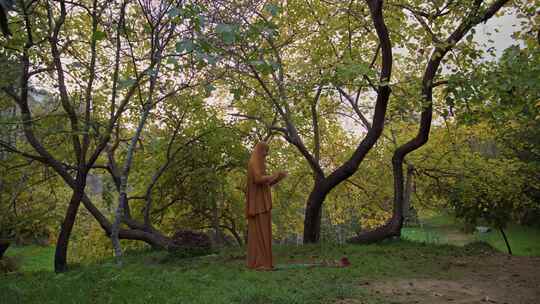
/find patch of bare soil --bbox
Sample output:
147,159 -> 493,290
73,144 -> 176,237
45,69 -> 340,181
365,254 -> 540,304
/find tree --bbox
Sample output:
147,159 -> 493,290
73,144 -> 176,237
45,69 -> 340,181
209,0 -> 393,243
0,0 -> 211,271
350,0 -> 510,243
449,156 -> 527,255
447,44 -> 540,223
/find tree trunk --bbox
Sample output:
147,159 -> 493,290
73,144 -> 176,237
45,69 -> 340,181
54,189 -> 83,273
403,165 -> 412,217
0,240 -> 10,259
228,227 -> 243,246
303,186 -> 325,243
499,227 -> 512,255
348,0 -> 509,244
300,0 -> 393,244
78,190 -> 174,250
211,201 -> 225,246
403,164 -> 415,225
111,192 -> 127,263
347,215 -> 402,244
348,156 -> 405,244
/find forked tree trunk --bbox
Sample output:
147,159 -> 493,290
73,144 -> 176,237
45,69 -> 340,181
348,0 -> 509,245
347,153 -> 407,243
302,0 -> 393,244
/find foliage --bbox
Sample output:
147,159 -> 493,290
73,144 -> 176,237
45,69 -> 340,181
168,230 -> 213,258
442,44 -> 540,227
0,153 -> 64,244
448,157 -> 528,229
0,256 -> 19,274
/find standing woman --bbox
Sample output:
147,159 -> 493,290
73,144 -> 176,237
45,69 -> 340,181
246,141 -> 287,270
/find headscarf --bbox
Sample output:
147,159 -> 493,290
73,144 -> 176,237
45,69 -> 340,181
246,141 -> 272,217
249,141 -> 269,175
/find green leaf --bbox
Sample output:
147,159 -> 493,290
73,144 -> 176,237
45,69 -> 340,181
144,68 -> 157,77
230,88 -> 241,100
222,32 -> 236,44
176,40 -> 195,53
206,54 -> 218,65
215,23 -> 237,44
93,30 -> 106,41
249,60 -> 273,75
205,84 -> 216,94
264,3 -> 281,16
215,23 -> 233,34
168,7 -> 181,18
167,57 -> 179,65
117,77 -> 136,89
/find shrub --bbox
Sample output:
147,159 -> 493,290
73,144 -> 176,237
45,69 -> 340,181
0,256 -> 19,274
168,230 -> 213,258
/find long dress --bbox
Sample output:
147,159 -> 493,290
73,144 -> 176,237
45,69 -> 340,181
245,143 -> 275,269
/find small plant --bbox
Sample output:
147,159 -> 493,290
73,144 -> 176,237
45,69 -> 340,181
0,256 -> 19,273
168,230 -> 213,258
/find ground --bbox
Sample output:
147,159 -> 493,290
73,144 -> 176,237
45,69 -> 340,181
1,217 -> 539,304
365,252 -> 540,304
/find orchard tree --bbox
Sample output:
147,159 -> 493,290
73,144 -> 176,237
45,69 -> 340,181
207,0 -> 393,243
449,156 -> 527,255
350,0 -> 511,243
0,0 -> 214,271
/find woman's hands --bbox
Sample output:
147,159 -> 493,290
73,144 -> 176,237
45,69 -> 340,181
270,171 -> 288,186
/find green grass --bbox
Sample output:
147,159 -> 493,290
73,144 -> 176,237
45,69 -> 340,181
0,241 -> 491,304
402,214 -> 471,246
2,214 -> 538,303
475,223 -> 540,256
4,245 -> 55,272
401,227 -> 445,244
401,213 -> 540,256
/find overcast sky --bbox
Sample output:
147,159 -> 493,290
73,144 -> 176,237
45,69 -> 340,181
474,11 -> 522,58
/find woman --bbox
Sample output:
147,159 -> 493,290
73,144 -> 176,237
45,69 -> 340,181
245,141 -> 287,270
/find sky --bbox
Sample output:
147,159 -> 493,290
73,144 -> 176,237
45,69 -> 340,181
474,11 -> 523,58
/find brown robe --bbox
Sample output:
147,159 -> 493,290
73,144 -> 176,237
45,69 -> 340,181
245,142 -> 283,270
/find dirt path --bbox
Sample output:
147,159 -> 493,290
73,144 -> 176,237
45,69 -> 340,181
364,253 -> 540,304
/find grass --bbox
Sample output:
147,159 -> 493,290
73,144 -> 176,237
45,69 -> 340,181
1,215 -> 538,303
401,213 -> 540,256
4,245 -> 55,272
475,223 -> 540,256
401,214 -> 470,246
0,241 -> 492,304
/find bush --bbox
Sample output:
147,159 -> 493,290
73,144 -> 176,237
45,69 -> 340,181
0,256 -> 19,273
462,241 -> 496,255
168,230 -> 213,258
